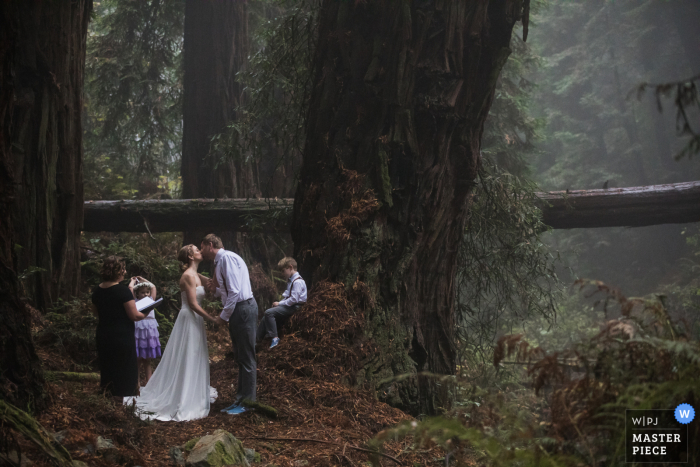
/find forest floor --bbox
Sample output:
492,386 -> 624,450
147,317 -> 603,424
25,320 -> 452,467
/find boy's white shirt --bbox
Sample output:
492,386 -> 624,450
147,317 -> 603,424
278,271 -> 307,307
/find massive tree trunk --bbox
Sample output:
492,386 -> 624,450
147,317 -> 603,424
181,0 -> 256,249
291,0 -> 527,415
0,0 -> 91,411
5,1 -> 90,312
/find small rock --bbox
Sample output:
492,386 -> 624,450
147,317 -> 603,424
82,443 -> 95,455
293,461 -> 309,467
185,429 -> 250,467
95,436 -> 131,465
170,446 -> 186,466
96,436 -> 114,452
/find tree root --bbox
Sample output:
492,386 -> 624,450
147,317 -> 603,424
0,399 -> 73,466
44,371 -> 100,382
240,398 -> 278,419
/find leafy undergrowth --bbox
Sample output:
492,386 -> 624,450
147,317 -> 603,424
21,298 -> 452,467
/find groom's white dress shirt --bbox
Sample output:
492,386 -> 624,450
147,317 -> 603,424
214,249 -> 253,322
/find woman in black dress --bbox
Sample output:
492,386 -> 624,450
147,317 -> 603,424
92,256 -> 147,402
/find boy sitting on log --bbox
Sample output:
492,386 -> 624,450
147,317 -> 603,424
257,257 -> 307,349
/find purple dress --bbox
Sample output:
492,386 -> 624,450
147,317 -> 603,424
135,309 -> 162,359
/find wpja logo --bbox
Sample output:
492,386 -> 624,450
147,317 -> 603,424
625,405 -> 693,463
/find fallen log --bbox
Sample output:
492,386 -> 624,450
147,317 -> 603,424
537,181 -> 700,229
82,182 -> 700,233
83,198 -> 294,234
44,371 -> 101,382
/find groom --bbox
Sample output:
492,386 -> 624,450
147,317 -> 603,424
200,234 -> 258,415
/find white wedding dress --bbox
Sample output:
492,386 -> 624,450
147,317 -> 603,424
124,286 -> 217,421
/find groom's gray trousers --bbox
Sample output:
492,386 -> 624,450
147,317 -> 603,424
228,297 -> 258,402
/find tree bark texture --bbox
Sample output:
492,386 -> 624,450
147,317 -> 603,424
4,0 -> 90,312
290,0 -> 527,415
181,0 -> 254,200
0,0 -> 91,411
81,181 -> 700,233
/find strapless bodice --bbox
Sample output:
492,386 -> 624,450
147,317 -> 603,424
181,286 -> 205,309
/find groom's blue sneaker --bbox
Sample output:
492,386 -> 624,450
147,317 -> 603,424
269,337 -> 280,349
220,402 -> 240,413
226,405 -> 253,415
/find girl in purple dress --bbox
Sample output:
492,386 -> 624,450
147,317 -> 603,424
128,276 -> 162,386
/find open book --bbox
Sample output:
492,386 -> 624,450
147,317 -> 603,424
135,296 -> 163,315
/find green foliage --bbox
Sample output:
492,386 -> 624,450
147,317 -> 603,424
376,283 -> 700,466
213,0 -> 318,196
529,0 -> 698,190
373,416 -> 578,467
457,16 -> 560,365
81,232 -> 185,346
529,0 -> 700,297
37,298 -> 100,371
635,74 -> 700,161
84,0 -> 184,200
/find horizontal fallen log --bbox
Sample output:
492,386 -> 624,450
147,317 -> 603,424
83,198 -> 294,234
45,371 -> 101,382
81,181 -> 700,233
537,181 -> 700,229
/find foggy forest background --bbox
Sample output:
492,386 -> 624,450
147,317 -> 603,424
3,0 -> 700,465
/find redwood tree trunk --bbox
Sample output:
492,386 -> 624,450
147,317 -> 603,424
292,0 -> 526,415
181,0 -> 256,248
0,0 -> 91,411
7,1 -> 90,312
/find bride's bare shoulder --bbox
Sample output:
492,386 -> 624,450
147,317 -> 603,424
179,271 -> 196,289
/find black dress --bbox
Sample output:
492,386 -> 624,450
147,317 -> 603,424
92,284 -> 138,397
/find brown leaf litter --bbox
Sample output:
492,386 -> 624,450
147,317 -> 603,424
17,281 -> 450,466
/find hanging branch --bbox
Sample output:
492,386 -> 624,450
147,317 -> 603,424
634,74 -> 700,160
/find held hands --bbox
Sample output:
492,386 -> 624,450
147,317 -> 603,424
214,316 -> 227,327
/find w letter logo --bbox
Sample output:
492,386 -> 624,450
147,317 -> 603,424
675,404 -> 695,424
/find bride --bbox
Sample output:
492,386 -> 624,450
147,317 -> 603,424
125,245 -> 218,421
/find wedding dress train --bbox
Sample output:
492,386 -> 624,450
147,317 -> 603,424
124,286 -> 217,421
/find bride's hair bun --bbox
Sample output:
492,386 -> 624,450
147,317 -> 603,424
178,244 -> 196,271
